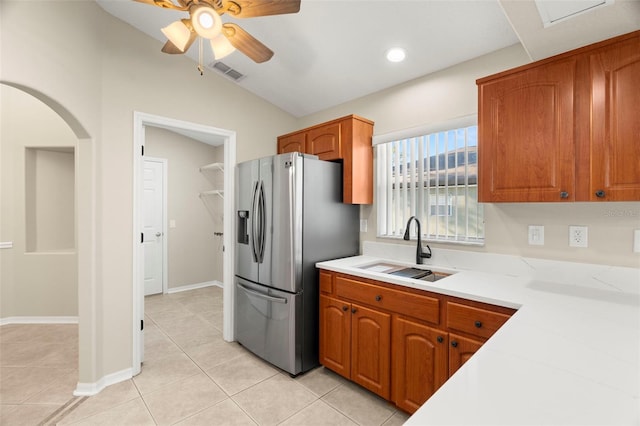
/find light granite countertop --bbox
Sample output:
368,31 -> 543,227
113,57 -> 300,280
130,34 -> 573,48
316,241 -> 640,425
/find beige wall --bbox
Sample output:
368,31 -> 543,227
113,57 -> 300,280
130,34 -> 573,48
0,85 -> 78,318
25,148 -> 75,252
145,127 -> 223,288
300,44 -> 640,268
1,0 -> 296,383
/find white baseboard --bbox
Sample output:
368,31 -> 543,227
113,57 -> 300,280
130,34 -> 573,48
0,316 -> 79,326
73,368 -> 133,396
166,280 -> 222,294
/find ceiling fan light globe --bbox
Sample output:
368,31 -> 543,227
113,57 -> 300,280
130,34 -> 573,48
161,20 -> 192,52
191,6 -> 222,39
210,35 -> 236,60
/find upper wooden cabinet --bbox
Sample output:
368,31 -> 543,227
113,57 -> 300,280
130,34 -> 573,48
277,115 -> 374,204
278,132 -> 306,155
477,30 -> 640,202
587,35 -> 640,201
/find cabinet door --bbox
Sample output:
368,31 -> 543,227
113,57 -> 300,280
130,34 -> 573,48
478,59 -> 577,202
351,303 -> 391,399
277,133 -> 306,154
319,295 -> 351,379
448,333 -> 483,376
307,122 -> 342,160
392,317 -> 448,414
588,35 -> 640,201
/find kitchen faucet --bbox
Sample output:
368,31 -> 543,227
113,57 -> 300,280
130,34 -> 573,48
403,216 -> 432,264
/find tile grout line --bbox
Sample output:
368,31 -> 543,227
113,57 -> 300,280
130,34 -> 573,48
37,395 -> 87,426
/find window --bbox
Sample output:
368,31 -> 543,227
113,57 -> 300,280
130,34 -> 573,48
375,118 -> 484,244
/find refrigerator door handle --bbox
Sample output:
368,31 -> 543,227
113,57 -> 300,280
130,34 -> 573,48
237,283 -> 288,304
257,180 -> 266,263
251,181 -> 260,262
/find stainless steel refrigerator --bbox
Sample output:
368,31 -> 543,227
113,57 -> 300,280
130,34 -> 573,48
234,152 -> 359,375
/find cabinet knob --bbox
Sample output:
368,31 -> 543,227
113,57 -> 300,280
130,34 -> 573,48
451,341 -> 458,348
560,191 -> 569,199
595,190 -> 606,198
437,336 -> 444,343
375,295 -> 382,302
342,305 -> 348,312
351,308 -> 357,314
474,320 -> 483,328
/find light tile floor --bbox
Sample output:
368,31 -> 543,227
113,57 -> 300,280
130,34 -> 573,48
0,286 -> 410,425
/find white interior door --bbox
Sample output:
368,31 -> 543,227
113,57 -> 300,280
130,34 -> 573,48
143,158 -> 166,296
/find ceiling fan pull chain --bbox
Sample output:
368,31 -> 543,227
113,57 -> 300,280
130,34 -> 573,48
197,37 -> 204,75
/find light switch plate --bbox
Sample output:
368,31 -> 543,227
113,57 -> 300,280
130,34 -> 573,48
528,225 -> 544,245
360,219 -> 368,233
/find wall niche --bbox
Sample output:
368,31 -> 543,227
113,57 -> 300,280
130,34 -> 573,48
25,147 -> 75,252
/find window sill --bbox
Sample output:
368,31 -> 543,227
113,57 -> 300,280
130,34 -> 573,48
376,234 -> 485,247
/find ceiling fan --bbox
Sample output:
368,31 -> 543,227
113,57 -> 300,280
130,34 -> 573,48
134,0 -> 301,66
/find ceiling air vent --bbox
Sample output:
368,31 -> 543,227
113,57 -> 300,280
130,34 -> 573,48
209,61 -> 245,82
535,0 -> 614,27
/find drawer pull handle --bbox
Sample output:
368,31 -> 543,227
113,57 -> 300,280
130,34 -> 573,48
342,305 -> 348,312
437,336 -> 444,343
375,295 -> 382,302
595,190 -> 605,198
351,308 -> 357,314
451,341 -> 458,348
474,320 -> 483,328
560,191 -> 569,199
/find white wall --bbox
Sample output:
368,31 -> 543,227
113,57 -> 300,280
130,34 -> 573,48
300,44 -> 640,269
145,127 -> 223,288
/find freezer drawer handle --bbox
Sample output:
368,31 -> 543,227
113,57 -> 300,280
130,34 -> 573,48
237,283 -> 288,304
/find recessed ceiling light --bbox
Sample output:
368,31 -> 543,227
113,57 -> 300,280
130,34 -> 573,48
386,47 -> 406,63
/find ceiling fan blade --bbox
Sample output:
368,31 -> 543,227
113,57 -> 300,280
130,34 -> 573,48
133,0 -> 188,11
222,23 -> 274,63
224,0 -> 300,18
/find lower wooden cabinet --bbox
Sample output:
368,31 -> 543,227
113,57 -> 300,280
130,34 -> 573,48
319,270 -> 516,414
448,333 -> 483,376
392,316 -> 448,413
319,295 -> 351,377
319,295 -> 391,399
351,304 -> 391,399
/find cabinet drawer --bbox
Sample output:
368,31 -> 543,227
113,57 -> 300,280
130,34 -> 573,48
319,270 -> 334,294
446,302 -> 511,339
335,275 -> 439,324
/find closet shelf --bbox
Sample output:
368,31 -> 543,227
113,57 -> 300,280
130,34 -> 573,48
199,190 -> 224,199
199,162 -> 224,172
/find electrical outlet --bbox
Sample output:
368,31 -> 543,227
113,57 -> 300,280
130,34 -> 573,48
569,225 -> 588,248
360,219 -> 368,233
634,229 -> 640,253
528,225 -> 544,246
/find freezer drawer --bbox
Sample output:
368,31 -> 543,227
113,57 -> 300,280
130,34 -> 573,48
234,277 -> 302,375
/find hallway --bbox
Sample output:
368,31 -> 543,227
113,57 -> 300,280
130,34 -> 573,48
1,286 -> 409,425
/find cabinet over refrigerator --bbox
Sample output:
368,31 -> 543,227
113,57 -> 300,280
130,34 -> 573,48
234,152 -> 360,375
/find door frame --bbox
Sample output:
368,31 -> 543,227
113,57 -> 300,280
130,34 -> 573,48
142,156 -> 168,296
132,111 -> 236,376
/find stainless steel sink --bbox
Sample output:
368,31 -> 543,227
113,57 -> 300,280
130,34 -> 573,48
357,262 -> 453,282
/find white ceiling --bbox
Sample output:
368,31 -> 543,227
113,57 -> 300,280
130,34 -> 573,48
96,0 -> 640,118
